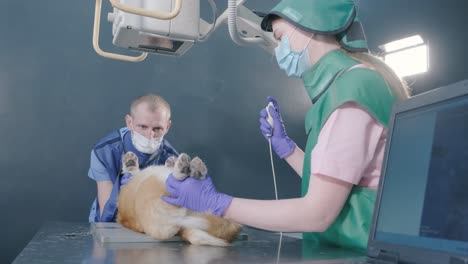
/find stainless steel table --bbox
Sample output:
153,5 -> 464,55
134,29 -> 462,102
13,222 -> 365,264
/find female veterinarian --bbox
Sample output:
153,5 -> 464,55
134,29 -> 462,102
163,0 -> 410,252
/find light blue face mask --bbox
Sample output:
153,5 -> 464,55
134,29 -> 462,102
275,32 -> 313,78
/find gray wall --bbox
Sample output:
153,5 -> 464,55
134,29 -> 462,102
1,1 -> 467,263
357,0 -> 468,94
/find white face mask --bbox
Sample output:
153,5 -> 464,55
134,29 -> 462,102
131,130 -> 163,154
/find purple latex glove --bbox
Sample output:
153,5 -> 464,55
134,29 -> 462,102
162,174 -> 233,216
120,172 -> 132,186
259,96 -> 296,159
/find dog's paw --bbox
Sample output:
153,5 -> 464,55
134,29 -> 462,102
122,151 -> 139,173
173,153 -> 191,180
165,156 -> 177,168
190,157 -> 207,180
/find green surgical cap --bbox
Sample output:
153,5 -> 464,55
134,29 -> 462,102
261,0 -> 369,52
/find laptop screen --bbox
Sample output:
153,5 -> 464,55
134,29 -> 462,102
373,88 -> 468,257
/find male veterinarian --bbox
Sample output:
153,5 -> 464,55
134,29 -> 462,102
88,94 -> 178,222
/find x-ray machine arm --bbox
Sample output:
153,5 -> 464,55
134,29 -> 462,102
93,0 -> 276,62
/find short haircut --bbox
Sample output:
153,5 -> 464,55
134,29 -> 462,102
130,94 -> 171,119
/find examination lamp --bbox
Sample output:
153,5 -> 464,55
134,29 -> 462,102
380,35 -> 429,78
93,0 -> 276,62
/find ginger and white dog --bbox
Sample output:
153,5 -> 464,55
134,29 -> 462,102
117,152 -> 240,246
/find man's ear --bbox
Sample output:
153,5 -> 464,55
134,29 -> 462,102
125,114 -> 132,129
166,119 -> 172,132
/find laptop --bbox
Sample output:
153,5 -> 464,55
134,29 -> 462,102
353,79 -> 468,264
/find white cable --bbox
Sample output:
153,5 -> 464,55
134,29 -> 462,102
227,0 -> 264,45
268,137 -> 283,264
268,137 -> 279,200
276,232 -> 283,264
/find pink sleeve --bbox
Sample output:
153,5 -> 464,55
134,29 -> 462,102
311,102 -> 385,186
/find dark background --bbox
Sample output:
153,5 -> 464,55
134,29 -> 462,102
1,0 -> 467,262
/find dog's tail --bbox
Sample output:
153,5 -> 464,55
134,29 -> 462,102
176,214 -> 239,246
175,216 -> 209,230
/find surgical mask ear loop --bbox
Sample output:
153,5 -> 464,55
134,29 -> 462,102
265,103 -> 283,264
287,26 -> 296,39
289,27 -> 314,53
301,32 -> 314,52
130,121 -> 136,137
